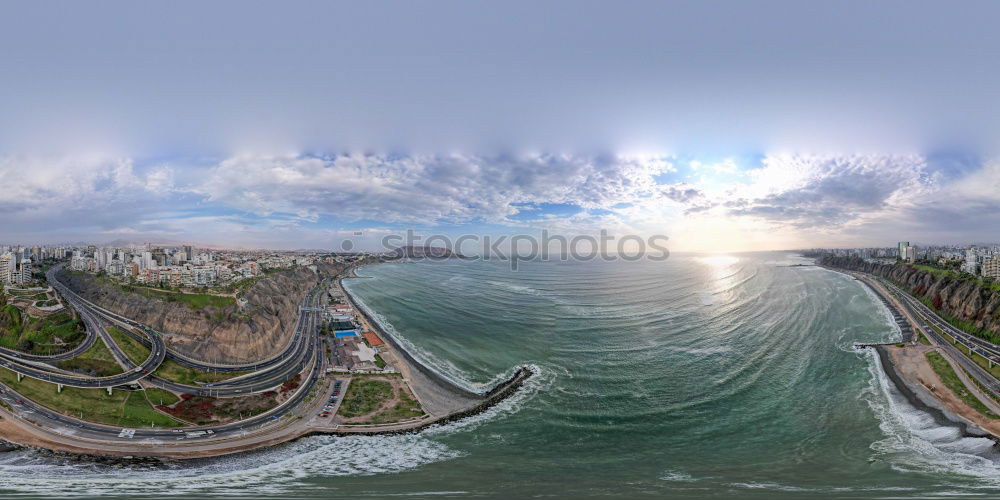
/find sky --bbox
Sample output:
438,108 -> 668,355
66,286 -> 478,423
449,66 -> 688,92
2,1 -> 1000,252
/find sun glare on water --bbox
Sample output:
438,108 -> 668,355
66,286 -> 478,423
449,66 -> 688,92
695,255 -> 739,267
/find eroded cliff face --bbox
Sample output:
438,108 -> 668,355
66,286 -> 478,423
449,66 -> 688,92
820,255 -> 1000,339
57,266 -> 332,363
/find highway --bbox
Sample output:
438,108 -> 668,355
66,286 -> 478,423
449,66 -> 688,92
48,263 -> 328,374
0,264 -> 335,447
0,289 -> 166,389
854,273 -> 1000,397
876,277 -> 1000,364
0,336 -> 325,444
39,264 -> 329,396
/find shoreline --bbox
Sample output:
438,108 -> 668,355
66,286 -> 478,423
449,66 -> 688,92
871,344 -> 994,440
0,262 -> 535,460
341,268 -> 487,402
810,258 -> 1000,441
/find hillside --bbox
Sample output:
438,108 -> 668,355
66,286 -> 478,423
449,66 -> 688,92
818,255 -> 1000,342
56,265 -> 340,363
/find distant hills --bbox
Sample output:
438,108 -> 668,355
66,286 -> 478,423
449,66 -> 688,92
386,245 -> 461,259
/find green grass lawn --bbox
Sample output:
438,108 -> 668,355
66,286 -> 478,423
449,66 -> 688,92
366,386 -> 425,425
103,326 -> 248,385
337,378 -> 394,418
0,367 -> 184,427
106,327 -> 151,365
153,358 -> 250,386
55,337 -> 123,377
143,387 -> 181,406
373,354 -> 386,369
0,307 -> 86,355
920,316 -> 1000,379
925,351 -> 1000,419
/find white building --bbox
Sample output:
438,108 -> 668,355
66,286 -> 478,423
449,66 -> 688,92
963,248 -> 979,274
0,252 -> 16,284
18,258 -> 31,283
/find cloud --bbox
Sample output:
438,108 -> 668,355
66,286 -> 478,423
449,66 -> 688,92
4,150 -> 1000,251
189,154 -> 675,226
687,155 -> 935,228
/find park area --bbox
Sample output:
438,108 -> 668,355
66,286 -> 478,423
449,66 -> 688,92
336,375 -> 424,425
0,366 -> 183,428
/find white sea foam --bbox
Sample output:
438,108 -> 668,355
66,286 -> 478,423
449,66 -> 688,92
861,349 -> 1000,487
659,469 -> 697,482
0,433 -> 462,497
486,280 -> 540,296
0,363 -> 549,497
343,281 -> 483,392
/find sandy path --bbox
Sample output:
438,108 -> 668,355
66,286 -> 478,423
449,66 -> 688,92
889,345 -> 1000,436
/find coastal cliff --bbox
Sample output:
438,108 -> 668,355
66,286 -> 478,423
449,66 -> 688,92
819,255 -> 1000,341
56,266 -> 335,363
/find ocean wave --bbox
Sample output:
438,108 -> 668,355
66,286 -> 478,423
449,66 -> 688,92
344,285 -> 483,391
862,348 -> 1000,487
0,433 -> 463,497
0,363 -> 550,498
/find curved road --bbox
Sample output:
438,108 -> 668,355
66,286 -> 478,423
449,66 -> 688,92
856,272 -> 1000,397
38,264 -> 328,396
0,263 -> 334,446
0,294 -> 165,389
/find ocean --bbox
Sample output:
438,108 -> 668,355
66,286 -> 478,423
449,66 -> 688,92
2,252 -> 1000,498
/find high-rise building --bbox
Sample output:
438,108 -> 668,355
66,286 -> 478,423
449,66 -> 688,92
184,245 -> 193,262
963,247 -> 979,274
983,256 -> 1000,280
904,245 -> 916,263
897,241 -> 909,259
18,258 -> 31,283
152,248 -> 167,267
0,252 -> 16,284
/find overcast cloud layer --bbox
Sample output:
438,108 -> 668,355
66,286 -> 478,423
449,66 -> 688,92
1,1 -> 999,251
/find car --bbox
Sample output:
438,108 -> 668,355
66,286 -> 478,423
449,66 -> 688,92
172,429 -> 184,433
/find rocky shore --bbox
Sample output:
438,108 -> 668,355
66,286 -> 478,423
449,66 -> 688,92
873,344 -> 995,440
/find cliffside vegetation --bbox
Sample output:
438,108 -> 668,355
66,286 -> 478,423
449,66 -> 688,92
58,265 -> 339,363
0,293 -> 85,355
105,327 -> 248,384
819,255 -> 1000,343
